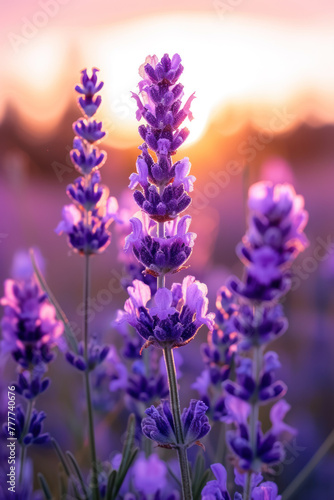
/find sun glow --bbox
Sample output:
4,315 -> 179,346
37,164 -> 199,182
1,13 -> 334,147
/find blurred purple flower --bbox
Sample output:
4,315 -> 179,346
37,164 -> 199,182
1,275 -> 63,368
56,68 -> 118,256
229,181 -> 308,303
132,453 -> 167,495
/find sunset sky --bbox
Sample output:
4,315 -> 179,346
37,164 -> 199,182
1,0 -> 334,148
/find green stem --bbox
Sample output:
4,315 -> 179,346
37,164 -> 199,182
157,193 -> 192,499
164,347 -> 193,500
282,429 -> 334,500
243,473 -> 252,500
19,398 -> 34,485
83,254 -> 100,500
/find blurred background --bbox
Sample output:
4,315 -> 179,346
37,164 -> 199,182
1,0 -> 334,498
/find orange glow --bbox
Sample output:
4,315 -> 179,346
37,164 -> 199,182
1,13 -> 334,146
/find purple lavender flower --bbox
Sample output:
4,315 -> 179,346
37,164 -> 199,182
127,359 -> 169,403
5,405 -> 50,445
75,68 -> 103,117
142,399 -> 210,449
132,453 -> 167,495
124,213 -> 196,276
201,463 -> 231,500
229,182 -> 308,303
225,397 -> 296,471
73,119 -> 106,143
56,68 -> 118,256
1,274 -> 63,369
65,337 -> 109,371
14,368 -> 50,400
116,277 -> 214,350
55,193 -> 118,255
233,304 -> 288,350
70,137 -> 106,175
223,352 -> 287,403
251,482 -> 281,500
130,54 -> 196,222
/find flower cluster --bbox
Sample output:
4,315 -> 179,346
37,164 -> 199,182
1,253 -> 63,373
125,213 -> 196,277
229,182 -> 308,302
55,69 -> 119,255
224,397 -> 296,471
201,463 -> 281,500
142,399 -> 210,450
117,276 -> 214,351
9,405 -> 50,446
66,337 -> 109,372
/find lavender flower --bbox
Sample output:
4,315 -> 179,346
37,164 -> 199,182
142,399 -> 210,449
229,182 -> 308,303
126,53 -> 212,499
233,304 -> 287,350
130,54 -> 196,222
251,482 -> 281,500
1,264 -> 63,370
56,68 -> 118,255
65,337 -> 109,372
132,453 -> 167,495
201,463 -> 231,500
14,368 -> 50,400
127,359 -> 169,403
224,396 -> 296,472
75,68 -> 103,117
223,352 -> 287,403
5,405 -> 50,445
213,181 -> 309,499
125,213 -> 196,276
116,277 -> 214,350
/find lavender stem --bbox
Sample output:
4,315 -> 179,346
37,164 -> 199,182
163,346 -> 193,500
83,253 -> 100,500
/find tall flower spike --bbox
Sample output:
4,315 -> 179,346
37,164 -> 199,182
56,68 -> 118,255
220,181 -> 308,500
56,69 -> 116,500
122,54 -> 213,500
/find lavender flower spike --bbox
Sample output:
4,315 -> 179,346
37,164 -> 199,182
229,181 -> 308,302
130,53 -> 196,222
56,68 -> 118,255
